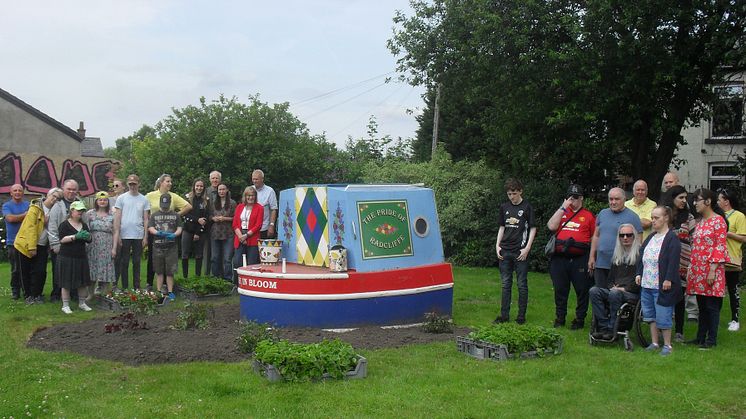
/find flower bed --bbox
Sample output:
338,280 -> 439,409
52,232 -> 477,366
175,276 -> 234,300
457,323 -> 563,361
252,338 -> 366,382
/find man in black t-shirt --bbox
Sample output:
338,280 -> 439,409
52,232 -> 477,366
495,178 -> 536,324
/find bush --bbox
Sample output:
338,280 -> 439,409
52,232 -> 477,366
254,338 -> 358,382
172,302 -> 214,330
421,312 -> 453,334
237,321 -> 276,354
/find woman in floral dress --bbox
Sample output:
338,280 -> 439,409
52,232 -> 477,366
85,191 -> 116,295
687,188 -> 729,349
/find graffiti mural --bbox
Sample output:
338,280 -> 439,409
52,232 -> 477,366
0,152 -> 119,196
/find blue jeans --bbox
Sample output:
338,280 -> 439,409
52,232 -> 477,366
498,250 -> 529,320
211,238 -> 234,280
641,288 -> 674,330
590,286 -> 637,332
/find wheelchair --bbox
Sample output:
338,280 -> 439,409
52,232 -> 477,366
589,298 -> 641,351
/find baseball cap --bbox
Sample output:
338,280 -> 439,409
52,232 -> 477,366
567,184 -> 584,197
70,201 -> 87,211
95,191 -> 109,199
160,193 -> 172,209
126,174 -> 140,185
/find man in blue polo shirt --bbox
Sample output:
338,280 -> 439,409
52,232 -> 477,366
3,184 -> 30,300
589,187 -> 643,290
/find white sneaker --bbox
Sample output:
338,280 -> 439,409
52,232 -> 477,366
61,306 -> 73,314
78,302 -> 93,312
728,320 -> 740,332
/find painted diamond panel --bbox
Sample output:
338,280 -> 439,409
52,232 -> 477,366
295,186 -> 329,266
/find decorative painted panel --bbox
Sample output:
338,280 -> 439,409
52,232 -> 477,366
295,186 -> 329,266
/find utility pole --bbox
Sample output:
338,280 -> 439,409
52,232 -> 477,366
431,83 -> 441,159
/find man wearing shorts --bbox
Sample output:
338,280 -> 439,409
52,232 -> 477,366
147,194 -> 182,300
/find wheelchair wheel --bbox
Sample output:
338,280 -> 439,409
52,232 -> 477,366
634,300 -> 652,348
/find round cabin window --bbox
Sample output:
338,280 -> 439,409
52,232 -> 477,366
414,216 -> 429,237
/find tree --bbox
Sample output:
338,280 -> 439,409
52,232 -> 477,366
389,0 -> 745,199
107,95 -> 350,196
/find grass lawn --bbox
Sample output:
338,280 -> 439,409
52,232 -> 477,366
1,262 -> 744,418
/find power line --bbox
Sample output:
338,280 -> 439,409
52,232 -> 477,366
303,81 -> 389,120
330,83 -> 410,138
292,71 -> 395,107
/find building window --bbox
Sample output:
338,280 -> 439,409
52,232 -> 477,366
712,83 -> 745,139
709,163 -> 743,191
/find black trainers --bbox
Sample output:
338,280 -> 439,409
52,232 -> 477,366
570,319 -> 585,330
493,316 -> 509,324
515,317 -> 526,325
553,318 -> 566,328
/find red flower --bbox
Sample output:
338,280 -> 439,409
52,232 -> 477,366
130,295 -> 137,301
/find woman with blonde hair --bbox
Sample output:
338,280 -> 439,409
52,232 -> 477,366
232,186 -> 264,283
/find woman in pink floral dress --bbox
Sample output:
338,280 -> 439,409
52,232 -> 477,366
686,188 -> 729,349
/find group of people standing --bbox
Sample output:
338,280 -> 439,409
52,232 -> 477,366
494,172 -> 743,353
3,169 -> 278,315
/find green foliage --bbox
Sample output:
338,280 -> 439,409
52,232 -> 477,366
105,95 -> 353,197
108,289 -> 161,316
389,0 -> 745,198
254,338 -> 358,382
421,312 -> 453,334
176,275 -> 233,296
363,147 -> 502,266
237,321 -> 276,354
468,323 -> 563,356
172,302 -> 213,330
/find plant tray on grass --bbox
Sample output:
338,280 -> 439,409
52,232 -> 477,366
95,290 -> 169,314
457,323 -> 564,361
252,355 -> 367,383
175,276 -> 234,300
252,338 -> 367,382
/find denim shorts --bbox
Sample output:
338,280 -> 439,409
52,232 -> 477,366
640,287 -> 673,329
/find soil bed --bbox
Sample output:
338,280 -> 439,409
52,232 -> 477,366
27,303 -> 469,366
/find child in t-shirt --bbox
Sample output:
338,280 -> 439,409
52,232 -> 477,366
147,193 -> 182,300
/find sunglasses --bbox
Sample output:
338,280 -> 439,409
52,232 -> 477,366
568,194 -> 581,200
618,233 -> 634,238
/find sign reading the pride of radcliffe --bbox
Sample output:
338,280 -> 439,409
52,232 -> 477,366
357,200 -> 413,259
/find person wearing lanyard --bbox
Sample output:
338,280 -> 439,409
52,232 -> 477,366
232,186 -> 264,283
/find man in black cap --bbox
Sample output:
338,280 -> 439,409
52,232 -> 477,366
147,193 -> 182,300
546,184 -> 596,329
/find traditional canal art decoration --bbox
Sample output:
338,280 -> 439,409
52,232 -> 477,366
295,186 -> 329,266
237,184 -> 453,328
357,200 -> 413,259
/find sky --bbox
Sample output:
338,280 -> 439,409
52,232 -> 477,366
0,1 -> 424,149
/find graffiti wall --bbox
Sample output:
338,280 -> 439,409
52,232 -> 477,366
0,152 -> 120,196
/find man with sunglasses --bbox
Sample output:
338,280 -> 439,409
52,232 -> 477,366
547,184 -> 596,329
589,188 -> 643,294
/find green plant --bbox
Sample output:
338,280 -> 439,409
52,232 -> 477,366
468,323 -> 563,356
254,338 -> 358,382
176,275 -> 233,296
172,302 -> 213,330
237,321 -> 275,354
108,289 -> 161,315
421,312 -> 453,334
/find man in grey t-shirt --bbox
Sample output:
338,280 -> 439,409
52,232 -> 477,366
113,174 -> 150,290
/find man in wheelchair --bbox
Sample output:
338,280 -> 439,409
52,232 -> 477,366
590,224 -> 641,340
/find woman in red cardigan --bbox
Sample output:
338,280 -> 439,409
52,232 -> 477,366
232,186 -> 264,283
